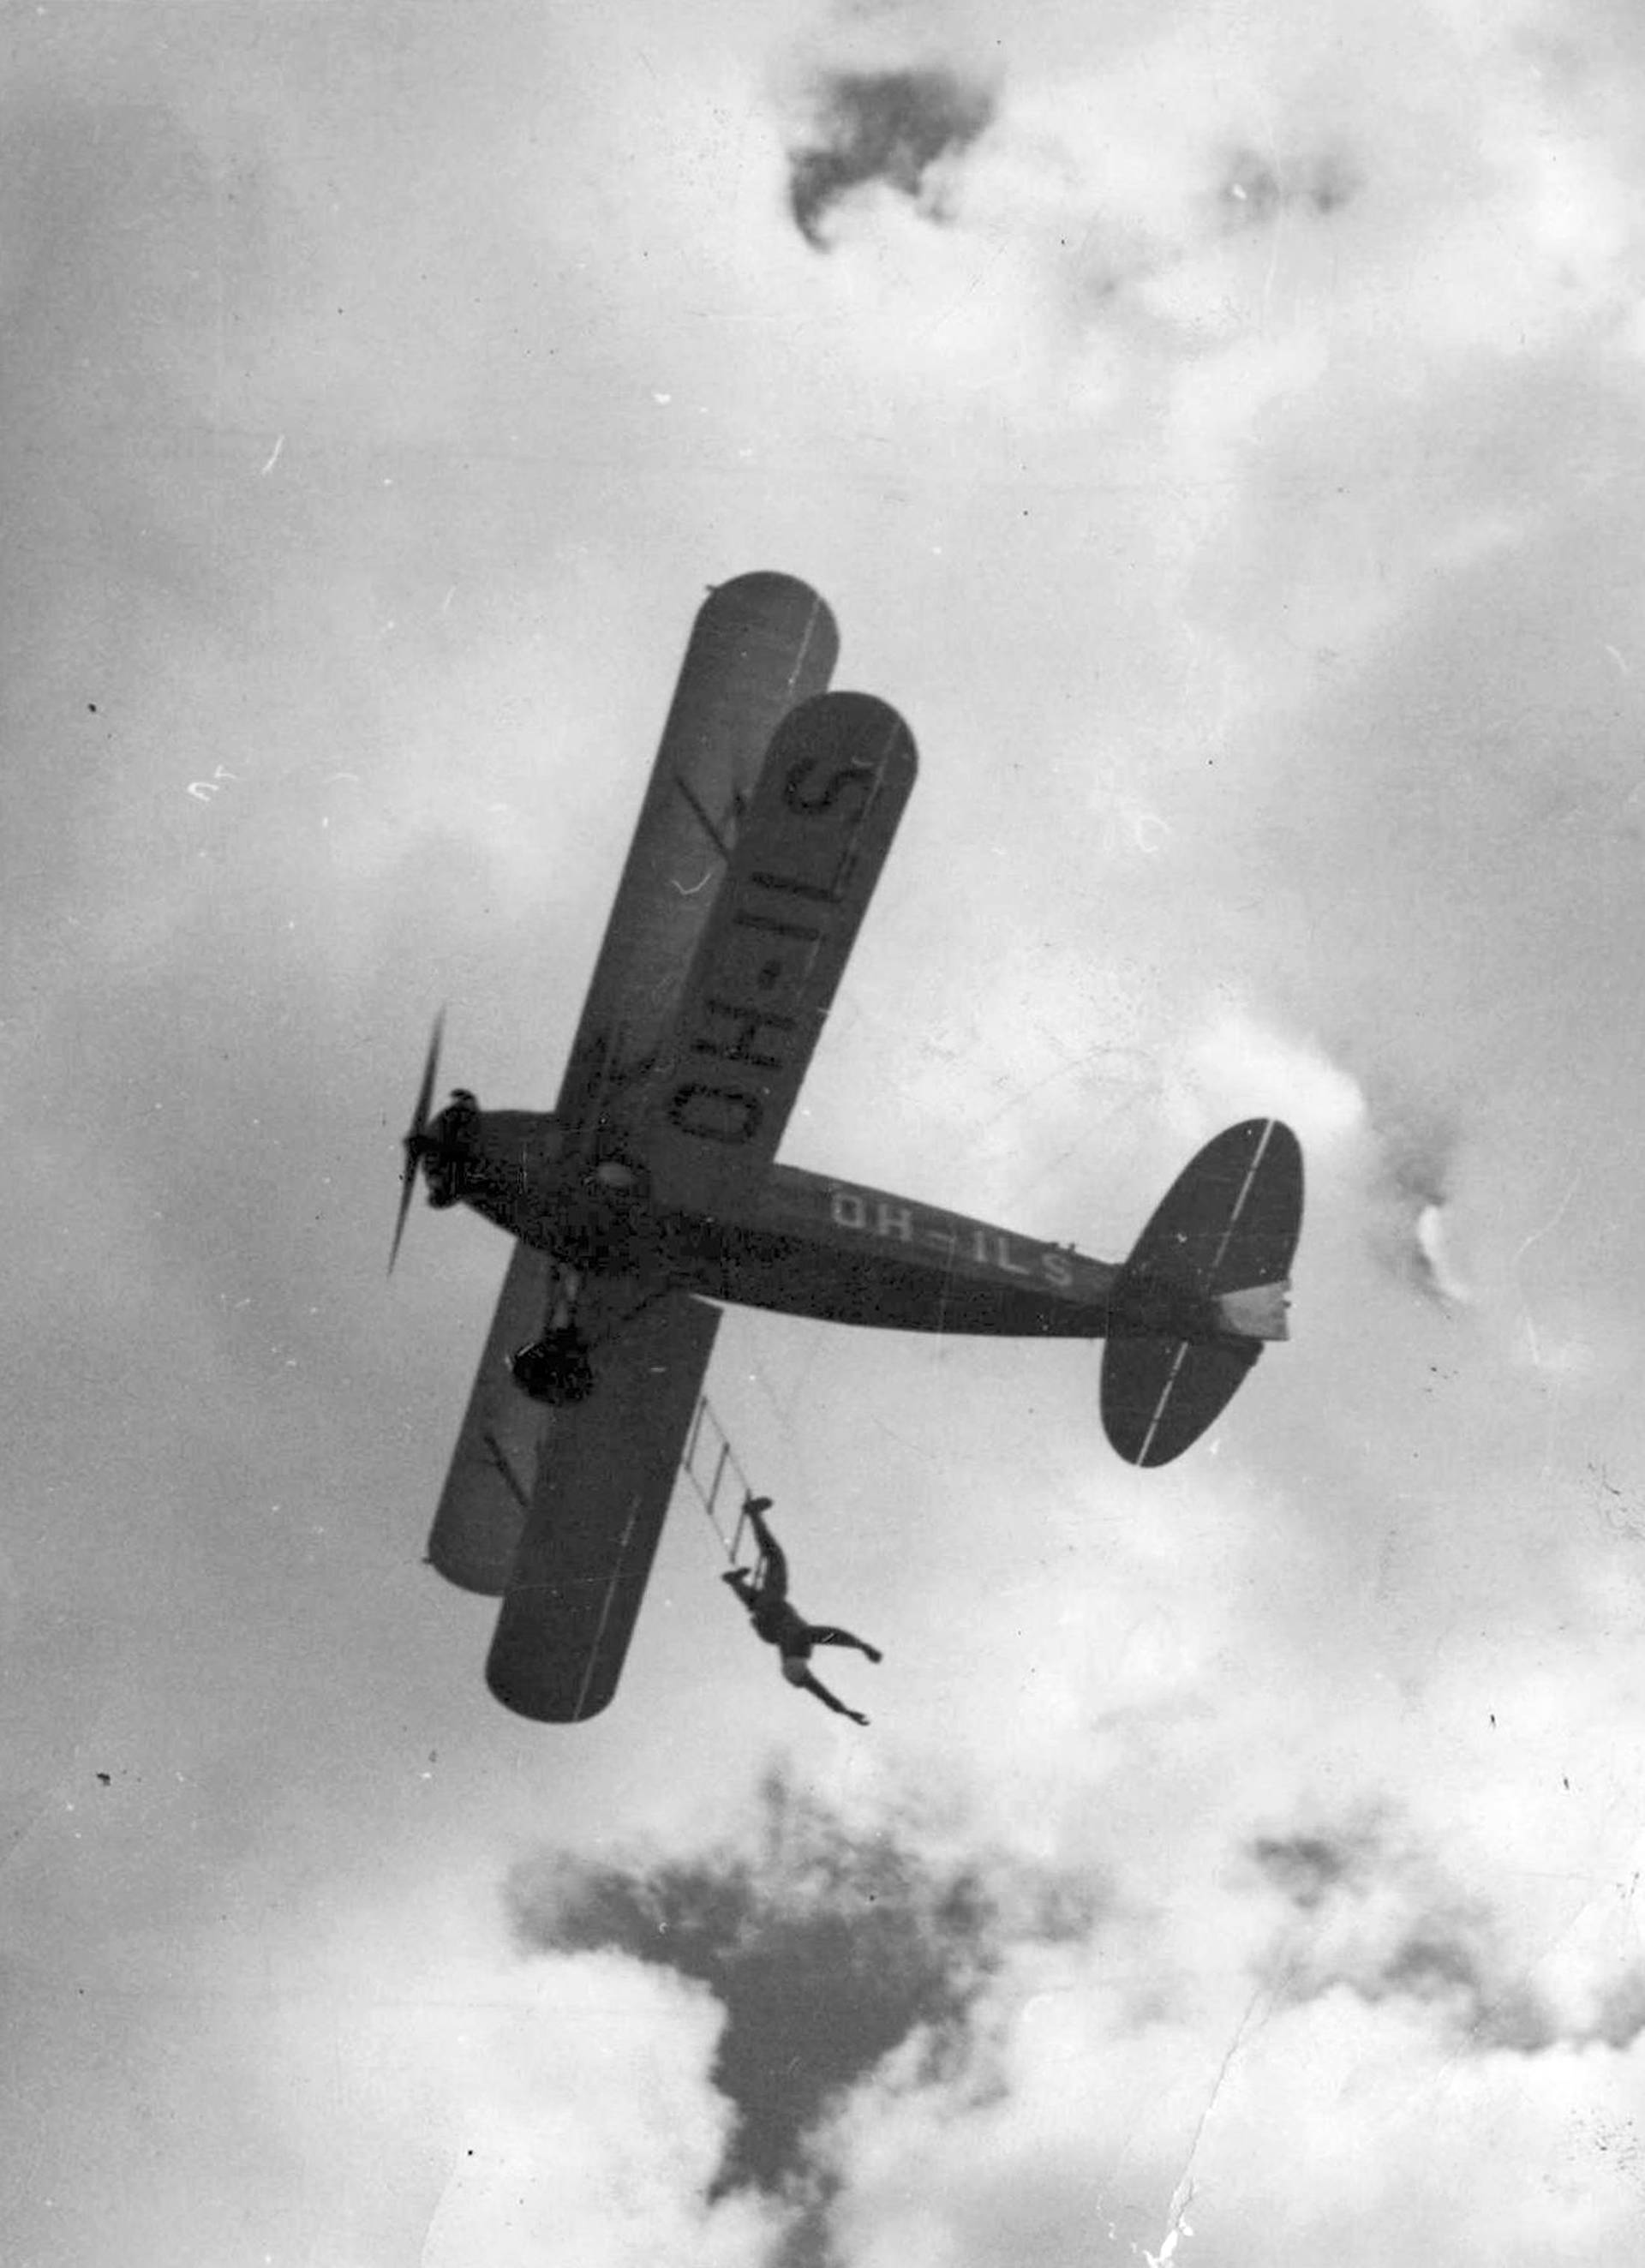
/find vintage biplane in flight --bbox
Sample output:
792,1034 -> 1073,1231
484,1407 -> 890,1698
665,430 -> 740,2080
393,573 -> 1302,1723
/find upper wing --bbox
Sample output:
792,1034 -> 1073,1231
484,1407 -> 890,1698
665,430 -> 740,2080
556,573 -> 838,1158
643,691 -> 918,1218
424,1241 -> 553,1595
485,1288 -> 721,1723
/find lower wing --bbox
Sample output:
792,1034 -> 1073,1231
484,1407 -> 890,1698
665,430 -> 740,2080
485,1288 -> 721,1723
425,1242 -> 554,1595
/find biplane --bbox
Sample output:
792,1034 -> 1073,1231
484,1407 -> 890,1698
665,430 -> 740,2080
393,574 -> 1303,1723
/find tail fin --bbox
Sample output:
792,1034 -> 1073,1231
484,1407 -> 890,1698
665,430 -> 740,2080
1101,1121 -> 1303,1466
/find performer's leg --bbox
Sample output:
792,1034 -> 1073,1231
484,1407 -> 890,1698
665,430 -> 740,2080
784,1659 -> 867,1724
805,1625 -> 882,1663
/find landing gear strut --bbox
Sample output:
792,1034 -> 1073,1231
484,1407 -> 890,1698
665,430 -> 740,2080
508,1325 -> 595,1406
509,1264 -> 594,1406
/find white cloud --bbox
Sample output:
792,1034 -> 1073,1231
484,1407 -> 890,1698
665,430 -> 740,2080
1173,1002 -> 1367,1150
416,1955 -> 759,2268
249,1876 -> 778,2268
1415,1201 -> 1473,1303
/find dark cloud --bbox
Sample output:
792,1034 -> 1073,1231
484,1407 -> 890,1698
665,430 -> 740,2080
1379,1927 -> 1553,2053
506,1769 -> 1100,2200
1250,1830 -> 1365,1911
785,68 -> 996,248
1252,1814 -> 1645,2056
1373,1105 -> 1455,1215
1594,1972 -> 1645,2052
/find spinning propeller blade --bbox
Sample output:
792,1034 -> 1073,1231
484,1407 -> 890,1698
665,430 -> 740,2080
390,1009 -> 445,1273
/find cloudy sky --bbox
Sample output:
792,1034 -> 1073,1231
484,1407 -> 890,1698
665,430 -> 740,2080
6,0 -> 1645,2259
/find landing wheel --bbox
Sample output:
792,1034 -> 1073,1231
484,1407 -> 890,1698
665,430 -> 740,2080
508,1328 -> 595,1406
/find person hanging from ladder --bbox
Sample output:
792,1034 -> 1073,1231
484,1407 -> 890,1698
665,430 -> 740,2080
721,1496 -> 882,1726
716,1497 -> 880,1723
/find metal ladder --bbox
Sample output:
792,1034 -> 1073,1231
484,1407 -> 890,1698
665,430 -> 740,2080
680,1395 -> 763,1571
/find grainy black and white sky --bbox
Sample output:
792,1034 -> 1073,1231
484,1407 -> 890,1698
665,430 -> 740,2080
6,0 -> 1645,2261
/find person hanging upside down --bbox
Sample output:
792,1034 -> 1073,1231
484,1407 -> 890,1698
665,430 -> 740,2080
721,1496 -> 882,1726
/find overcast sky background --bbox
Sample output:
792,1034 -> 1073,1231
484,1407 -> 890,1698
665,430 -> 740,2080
6,0 -> 1645,2260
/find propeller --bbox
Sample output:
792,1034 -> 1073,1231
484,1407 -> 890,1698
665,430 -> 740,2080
390,1009 -> 445,1274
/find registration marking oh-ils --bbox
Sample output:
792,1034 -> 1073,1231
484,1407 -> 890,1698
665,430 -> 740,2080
827,1187 -> 1076,1290
665,729 -> 887,1149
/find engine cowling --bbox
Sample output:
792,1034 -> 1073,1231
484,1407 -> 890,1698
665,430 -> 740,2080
422,1089 -> 481,1208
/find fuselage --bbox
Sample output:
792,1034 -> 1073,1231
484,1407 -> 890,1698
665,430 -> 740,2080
424,1103 -> 1121,1337
675,1161 -> 1117,1334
